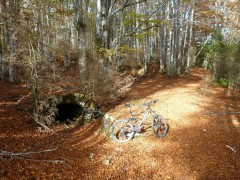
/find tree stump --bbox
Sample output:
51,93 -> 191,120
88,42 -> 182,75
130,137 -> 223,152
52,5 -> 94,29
101,113 -> 115,137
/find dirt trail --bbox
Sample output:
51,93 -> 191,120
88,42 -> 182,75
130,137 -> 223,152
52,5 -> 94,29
0,68 -> 239,179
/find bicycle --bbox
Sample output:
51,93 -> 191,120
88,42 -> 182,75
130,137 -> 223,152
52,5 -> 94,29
110,100 -> 168,143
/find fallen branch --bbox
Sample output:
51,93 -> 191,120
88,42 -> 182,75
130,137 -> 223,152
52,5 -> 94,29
0,147 -> 66,163
203,112 -> 240,116
226,145 -> 237,153
0,147 -> 57,159
16,93 -> 31,105
26,112 -> 51,131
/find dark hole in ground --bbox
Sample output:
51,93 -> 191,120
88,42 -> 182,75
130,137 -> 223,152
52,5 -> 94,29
55,103 -> 82,122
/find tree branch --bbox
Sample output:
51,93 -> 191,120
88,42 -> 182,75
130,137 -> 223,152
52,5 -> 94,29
111,0 -> 146,16
112,0 -> 168,45
196,33 -> 213,58
0,147 -> 66,163
0,147 -> 57,157
125,24 -> 161,37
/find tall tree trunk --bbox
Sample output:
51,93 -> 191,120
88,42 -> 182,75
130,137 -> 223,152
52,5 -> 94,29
160,2 -> 167,73
143,2 -> 148,75
64,1 -> 71,67
75,0 -> 87,84
222,0 -> 228,37
37,4 -> 44,59
159,6 -> 164,72
182,23 -> 189,68
9,0 -> 18,83
0,0 -> 5,80
166,0 -> 172,76
136,2 -> 141,62
96,0 -> 114,49
171,0 -> 176,76
187,0 -> 195,69
177,0 -> 183,75
101,0 -> 111,49
169,0 -> 174,77
96,0 -> 102,43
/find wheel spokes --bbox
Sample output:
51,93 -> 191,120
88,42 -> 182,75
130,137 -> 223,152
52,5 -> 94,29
152,115 -> 168,138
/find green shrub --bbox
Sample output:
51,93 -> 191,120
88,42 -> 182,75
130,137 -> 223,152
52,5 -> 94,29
218,77 -> 228,87
196,30 -> 240,87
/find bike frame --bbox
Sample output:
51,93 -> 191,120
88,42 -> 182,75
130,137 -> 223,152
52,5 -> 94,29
111,100 -> 168,142
127,104 -> 156,127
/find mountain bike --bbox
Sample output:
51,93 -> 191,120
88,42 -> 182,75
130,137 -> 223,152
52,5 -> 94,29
110,100 -> 168,143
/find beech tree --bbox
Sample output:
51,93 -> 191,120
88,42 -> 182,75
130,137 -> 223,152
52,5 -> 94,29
0,0 -> 239,89
74,0 -> 89,84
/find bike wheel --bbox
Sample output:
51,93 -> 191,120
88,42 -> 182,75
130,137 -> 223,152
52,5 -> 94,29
152,115 -> 168,138
110,119 -> 134,143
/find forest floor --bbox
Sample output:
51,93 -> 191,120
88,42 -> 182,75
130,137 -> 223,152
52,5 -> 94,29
0,68 -> 240,179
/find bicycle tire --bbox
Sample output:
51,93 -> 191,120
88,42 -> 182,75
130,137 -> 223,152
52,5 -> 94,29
110,119 -> 134,143
152,114 -> 168,138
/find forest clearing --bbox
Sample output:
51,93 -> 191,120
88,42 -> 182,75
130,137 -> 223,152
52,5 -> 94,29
1,0 -> 240,179
0,68 -> 239,179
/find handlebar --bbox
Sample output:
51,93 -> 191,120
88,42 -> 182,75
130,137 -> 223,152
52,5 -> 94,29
124,99 -> 158,118
142,99 -> 158,107
124,99 -> 158,108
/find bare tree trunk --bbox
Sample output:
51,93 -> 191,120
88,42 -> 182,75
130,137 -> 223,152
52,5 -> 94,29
187,0 -> 195,69
28,41 -> 39,117
103,0 -> 112,49
96,0 -> 102,42
0,0 -> 4,80
160,2 -> 167,73
96,0 -> 111,49
143,2 -> 148,75
177,0 -> 183,75
9,0 -> 19,83
63,1 -> 72,67
159,7 -> 164,72
1,0 -> 8,80
170,0 -> 176,76
182,23 -> 189,68
166,0 -> 172,76
36,4 -> 44,60
222,0 -> 228,37
136,2 -> 141,62
75,0 -> 88,84
9,33 -> 16,83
